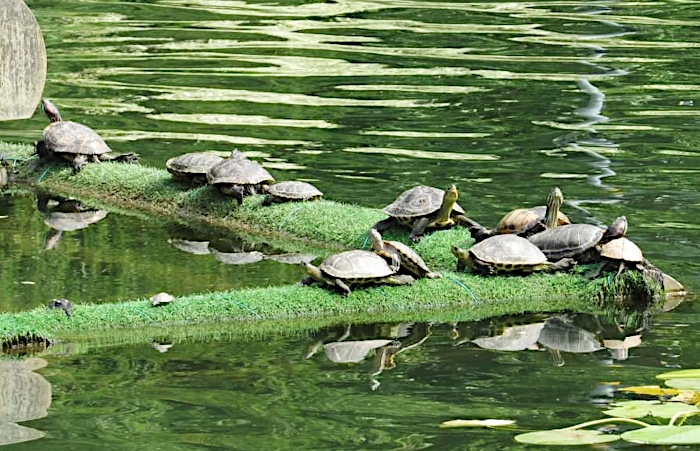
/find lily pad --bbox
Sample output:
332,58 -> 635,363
514,429 -> 620,445
622,426 -> 700,445
657,369 -> 700,380
604,400 -> 698,419
665,378 -> 700,391
618,385 -> 680,397
440,419 -> 515,429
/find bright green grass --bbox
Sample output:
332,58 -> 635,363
0,142 -> 665,348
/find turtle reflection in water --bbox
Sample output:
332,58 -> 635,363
537,316 -> 603,367
37,194 -> 107,250
0,358 -> 51,446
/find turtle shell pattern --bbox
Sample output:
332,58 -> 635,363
599,237 -> 643,263
166,153 -> 223,177
320,250 -> 396,283
383,186 -> 465,219
496,206 -> 571,234
268,181 -> 322,201
206,157 -> 274,186
469,234 -> 548,270
527,224 -> 604,261
43,121 -> 111,155
383,239 -> 432,275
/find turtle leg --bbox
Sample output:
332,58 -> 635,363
299,276 -> 315,286
615,261 -> 626,277
547,257 -> 576,272
334,278 -> 352,296
588,260 -> 610,279
386,274 -> 415,285
453,215 -> 493,243
262,195 -> 272,207
92,155 -> 101,163
73,155 -> 88,172
426,271 -> 442,279
409,217 -> 430,243
371,217 -> 396,233
516,219 -> 547,238
231,186 -> 244,205
456,260 -> 466,272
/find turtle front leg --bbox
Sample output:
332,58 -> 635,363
73,154 -> 88,172
454,215 -> 494,243
334,278 -> 352,296
588,260 -> 611,279
615,260 -> 626,277
516,219 -> 547,238
92,154 -> 101,163
386,274 -> 415,285
231,186 -> 244,205
262,195 -> 273,207
548,257 -> 576,272
409,217 -> 430,243
371,217 -> 395,233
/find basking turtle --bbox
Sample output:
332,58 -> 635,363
166,152 -> 224,186
463,187 -> 569,243
451,234 -> 575,275
35,99 -> 112,171
589,237 -> 644,278
368,229 -> 441,279
372,185 -> 468,242
527,216 -> 628,264
262,181 -> 323,206
206,150 -> 275,204
301,250 -> 414,296
47,299 -> 73,317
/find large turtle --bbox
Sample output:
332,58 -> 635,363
206,150 -> 275,204
368,229 -> 441,279
463,187 -> 570,243
589,237 -> 644,278
35,99 -> 112,171
372,185 -> 469,242
451,234 -> 575,275
262,181 -> 323,206
301,250 -> 414,296
527,216 -> 628,264
166,152 -> 224,185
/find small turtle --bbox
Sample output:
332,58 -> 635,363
463,187 -> 570,243
47,299 -> 73,317
527,216 -> 628,264
150,292 -> 174,307
372,185 -> 469,242
368,229 -> 441,279
206,150 -> 275,204
35,99 -> 112,171
451,234 -> 575,275
262,181 -> 323,206
166,152 -> 224,186
589,237 -> 644,278
301,250 -> 414,296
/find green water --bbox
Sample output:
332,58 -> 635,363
2,0 -> 700,448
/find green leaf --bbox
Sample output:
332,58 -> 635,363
440,419 -> 515,428
603,401 -> 698,419
657,369 -> 700,380
618,385 -> 680,397
665,378 -> 700,391
622,426 -> 700,445
514,429 -> 620,445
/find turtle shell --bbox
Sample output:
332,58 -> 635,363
43,121 -> 111,155
527,224 -> 604,261
383,239 -> 431,275
206,157 -> 274,186
43,210 -> 108,231
268,181 -> 322,200
496,206 -> 571,234
600,238 -> 643,263
166,153 -> 223,176
383,185 -> 465,218
469,234 -> 548,267
320,250 -> 395,280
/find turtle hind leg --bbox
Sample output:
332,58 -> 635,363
261,195 -> 272,207
516,219 -> 546,238
454,215 -> 494,243
409,217 -> 430,243
73,155 -> 88,172
548,257 -> 576,272
371,217 -> 396,233
588,260 -> 611,279
334,278 -> 352,296
231,186 -> 244,205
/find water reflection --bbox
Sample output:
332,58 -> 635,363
37,194 -> 108,250
0,358 -> 50,446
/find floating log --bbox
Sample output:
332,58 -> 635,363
0,0 -> 47,121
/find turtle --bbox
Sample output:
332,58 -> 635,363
462,187 -> 570,243
35,99 -> 112,171
47,299 -> 73,317
301,250 -> 414,296
150,292 -> 174,307
166,152 -> 224,186
372,185 -> 469,242
451,234 -> 576,275
368,229 -> 441,279
262,181 -> 323,206
588,237 -> 644,279
527,216 -> 628,264
206,150 -> 275,204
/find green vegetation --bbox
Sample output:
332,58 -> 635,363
0,142 -> 666,347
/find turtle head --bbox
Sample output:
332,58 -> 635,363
444,184 -> 458,204
603,216 -> 628,242
450,244 -> 468,260
229,149 -> 246,160
303,262 -> 324,283
368,228 -> 384,251
41,99 -> 62,123
544,187 -> 564,229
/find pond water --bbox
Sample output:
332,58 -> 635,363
1,0 -> 700,448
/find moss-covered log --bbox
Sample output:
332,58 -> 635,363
0,142 -> 667,348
